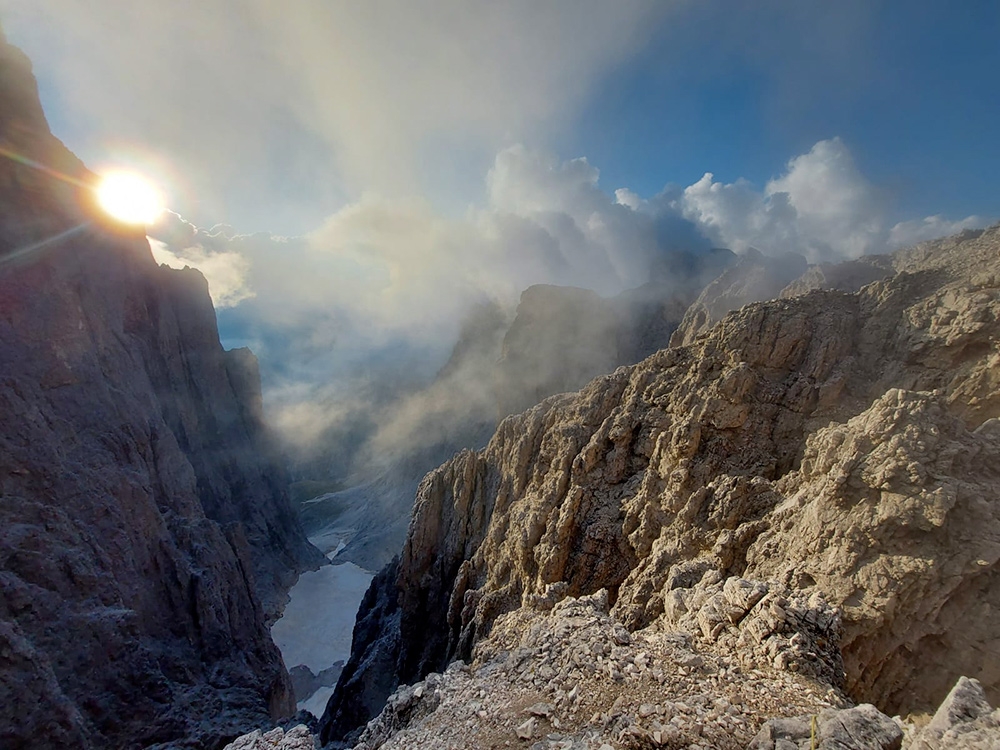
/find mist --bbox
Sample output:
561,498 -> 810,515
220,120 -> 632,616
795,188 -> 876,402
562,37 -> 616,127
143,139 -> 988,488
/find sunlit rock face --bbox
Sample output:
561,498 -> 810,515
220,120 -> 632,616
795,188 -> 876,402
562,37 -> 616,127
0,31 -> 322,749
320,223 -> 1000,744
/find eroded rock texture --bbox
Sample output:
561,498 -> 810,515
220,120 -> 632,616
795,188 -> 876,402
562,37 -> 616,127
321,224 -> 1000,742
0,30 -> 322,749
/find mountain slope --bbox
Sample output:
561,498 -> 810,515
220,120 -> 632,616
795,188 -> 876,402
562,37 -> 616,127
311,253 -> 737,572
320,225 -> 1000,743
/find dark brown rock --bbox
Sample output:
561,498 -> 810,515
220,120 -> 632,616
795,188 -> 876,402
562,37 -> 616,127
0,31 -> 322,749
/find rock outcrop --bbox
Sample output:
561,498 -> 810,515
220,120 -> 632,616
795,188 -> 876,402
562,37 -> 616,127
223,724 -> 315,750
778,255 -> 895,299
309,586 -> 996,749
320,224 -> 1000,743
749,704 -> 903,750
907,676 -> 1000,750
0,31 -> 322,749
347,589 -> 850,750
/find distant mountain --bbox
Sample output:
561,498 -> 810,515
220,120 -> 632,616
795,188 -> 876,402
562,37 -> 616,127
0,30 -> 322,749
300,250 -> 738,572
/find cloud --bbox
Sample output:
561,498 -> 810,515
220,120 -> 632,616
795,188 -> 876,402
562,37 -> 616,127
145,138 -> 989,466
1,0 -> 668,230
143,144 -> 710,458
149,239 -> 253,308
680,138 -> 885,262
888,214 -> 990,248
162,144 -> 708,363
147,213 -> 255,308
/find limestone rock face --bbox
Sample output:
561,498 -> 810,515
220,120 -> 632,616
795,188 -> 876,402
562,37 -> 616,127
0,33 -> 321,749
749,704 -> 903,750
744,389 -> 1000,714
320,224 -> 1000,741
223,724 -> 315,750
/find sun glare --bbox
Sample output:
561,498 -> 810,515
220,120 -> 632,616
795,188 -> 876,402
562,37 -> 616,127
96,171 -> 164,225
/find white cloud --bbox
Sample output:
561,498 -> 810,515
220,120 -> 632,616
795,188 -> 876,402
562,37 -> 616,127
766,138 -> 884,258
142,144 -> 706,452
681,138 -> 885,262
149,137 -> 995,367
144,138 -> 992,456
148,238 -> 254,309
483,145 -> 671,293
888,214 -> 990,248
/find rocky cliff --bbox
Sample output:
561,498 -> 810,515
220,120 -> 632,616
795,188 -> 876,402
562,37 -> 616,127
320,225 -> 1000,744
0,31 -> 322,749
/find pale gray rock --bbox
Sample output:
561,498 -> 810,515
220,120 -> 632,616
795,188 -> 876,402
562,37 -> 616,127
320,223 -> 1000,743
224,724 -> 315,750
340,591 -> 847,750
908,677 -> 1000,750
749,704 -> 902,749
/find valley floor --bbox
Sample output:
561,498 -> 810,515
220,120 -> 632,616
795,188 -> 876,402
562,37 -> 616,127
271,539 -> 374,717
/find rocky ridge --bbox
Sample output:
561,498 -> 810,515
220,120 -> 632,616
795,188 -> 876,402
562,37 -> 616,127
244,586 -> 998,748
0,30 -> 322,749
668,248 -> 808,348
320,224 -> 1000,745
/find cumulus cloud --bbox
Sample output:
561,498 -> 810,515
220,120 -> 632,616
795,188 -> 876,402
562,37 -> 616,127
679,138 -> 994,262
681,138 -> 885,262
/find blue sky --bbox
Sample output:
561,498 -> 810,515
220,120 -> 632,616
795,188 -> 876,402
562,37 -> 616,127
566,0 -> 1000,223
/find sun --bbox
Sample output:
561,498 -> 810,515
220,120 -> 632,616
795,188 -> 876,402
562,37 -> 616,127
96,171 -> 165,225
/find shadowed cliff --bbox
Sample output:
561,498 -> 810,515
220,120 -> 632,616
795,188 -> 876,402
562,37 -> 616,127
0,30 -> 323,749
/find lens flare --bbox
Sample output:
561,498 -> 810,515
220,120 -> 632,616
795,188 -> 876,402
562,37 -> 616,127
96,171 -> 164,225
